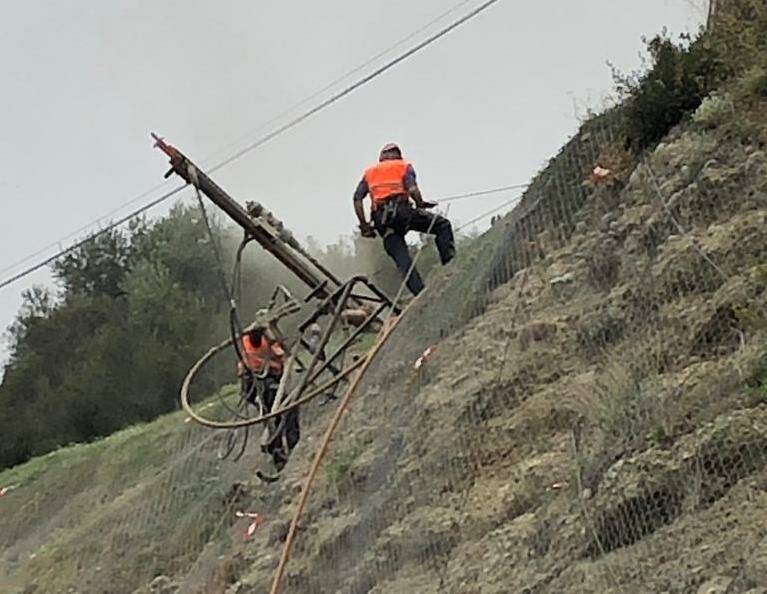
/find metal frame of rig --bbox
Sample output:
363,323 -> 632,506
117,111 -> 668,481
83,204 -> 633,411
153,134 -> 398,462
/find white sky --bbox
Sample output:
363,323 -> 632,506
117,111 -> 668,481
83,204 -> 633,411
0,0 -> 706,369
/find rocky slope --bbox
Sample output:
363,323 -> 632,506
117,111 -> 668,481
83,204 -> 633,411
3,85 -> 767,594
167,100 -> 767,593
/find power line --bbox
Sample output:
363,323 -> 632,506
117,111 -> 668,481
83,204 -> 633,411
201,0 -> 478,168
0,0 -> 502,292
0,178 -> 523,292
456,194 -> 522,231
0,186 -> 186,291
0,177 -> 523,291
434,183 -> 528,203
2,0 -> 486,283
0,179 -> 177,278
206,0 -> 501,174
3,2 -> 477,280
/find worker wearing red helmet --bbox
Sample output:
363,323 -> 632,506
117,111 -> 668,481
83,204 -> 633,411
353,143 -> 455,295
237,326 -> 297,472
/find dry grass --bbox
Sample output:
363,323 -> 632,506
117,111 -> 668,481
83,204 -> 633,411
0,388 -> 250,594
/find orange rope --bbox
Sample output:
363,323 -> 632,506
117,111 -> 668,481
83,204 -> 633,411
268,296 -> 420,594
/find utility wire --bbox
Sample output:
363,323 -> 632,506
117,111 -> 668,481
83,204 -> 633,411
0,0 -> 502,292
201,0 -> 478,168
456,194 -> 522,231
3,0 -> 477,280
0,179 -> 176,278
0,180 -> 522,292
0,186 -> 186,291
206,0 -> 501,174
434,183 -> 528,203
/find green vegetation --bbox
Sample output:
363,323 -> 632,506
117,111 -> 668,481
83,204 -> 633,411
615,30 -> 724,153
0,400 -> 236,594
592,365 -> 665,452
325,447 -> 359,488
574,360 -> 672,492
0,206 -> 233,470
615,0 -> 767,153
324,435 -> 372,492
737,63 -> 767,100
0,202 -> 429,471
692,93 -> 735,129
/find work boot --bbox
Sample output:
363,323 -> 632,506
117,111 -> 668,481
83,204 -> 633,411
441,245 -> 456,265
272,448 -> 289,473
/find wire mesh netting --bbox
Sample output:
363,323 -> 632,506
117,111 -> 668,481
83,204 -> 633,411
4,97 -> 767,594
264,105 -> 767,593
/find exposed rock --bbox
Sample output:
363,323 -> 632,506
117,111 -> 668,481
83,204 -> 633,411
745,150 -> 767,176
518,320 -> 559,349
742,539 -> 767,589
696,576 -> 733,594
148,576 -> 179,594
550,272 -> 575,286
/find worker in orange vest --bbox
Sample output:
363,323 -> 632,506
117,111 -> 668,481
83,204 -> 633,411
239,327 -> 285,380
353,143 -> 455,295
238,326 -> 298,471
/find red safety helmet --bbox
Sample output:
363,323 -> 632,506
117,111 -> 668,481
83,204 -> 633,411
379,142 -> 402,161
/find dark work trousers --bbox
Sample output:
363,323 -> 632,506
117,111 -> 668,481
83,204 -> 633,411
243,375 -> 300,466
372,198 -> 455,296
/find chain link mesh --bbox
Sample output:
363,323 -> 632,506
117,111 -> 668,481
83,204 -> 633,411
4,102 -> 767,594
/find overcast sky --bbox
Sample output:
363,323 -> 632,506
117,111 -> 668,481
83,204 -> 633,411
0,0 -> 705,369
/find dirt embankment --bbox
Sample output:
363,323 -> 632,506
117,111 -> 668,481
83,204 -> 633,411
4,94 -> 767,594
199,108 -> 767,593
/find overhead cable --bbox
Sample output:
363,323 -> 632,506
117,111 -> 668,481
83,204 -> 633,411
0,186 -> 185,291
434,183 -> 528,203
0,179 -> 176,278
206,0 -> 501,174
0,0 -> 502,292
202,0 -> 478,167
3,1 -> 477,279
456,194 -> 522,231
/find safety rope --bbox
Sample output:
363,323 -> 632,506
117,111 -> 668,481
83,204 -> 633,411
645,163 -> 729,282
217,400 -> 250,461
434,182 -> 528,204
456,194 -> 522,232
189,167 -> 236,308
189,168 -> 282,459
393,206 -> 443,312
264,182 -> 508,589
189,167 -> 260,422
268,297 -> 420,594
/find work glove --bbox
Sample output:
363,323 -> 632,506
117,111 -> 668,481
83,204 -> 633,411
419,201 -> 438,209
359,222 -> 376,238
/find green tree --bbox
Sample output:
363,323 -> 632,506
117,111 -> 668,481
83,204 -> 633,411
53,228 -> 131,298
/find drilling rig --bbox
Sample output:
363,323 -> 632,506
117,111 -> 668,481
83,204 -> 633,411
153,134 -> 397,475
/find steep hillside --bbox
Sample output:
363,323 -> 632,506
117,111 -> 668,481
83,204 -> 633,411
4,20 -> 767,594
2,111 -> 762,594
202,101 -> 767,593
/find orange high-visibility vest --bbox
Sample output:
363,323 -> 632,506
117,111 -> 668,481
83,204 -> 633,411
364,160 -> 411,205
239,334 -> 285,376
